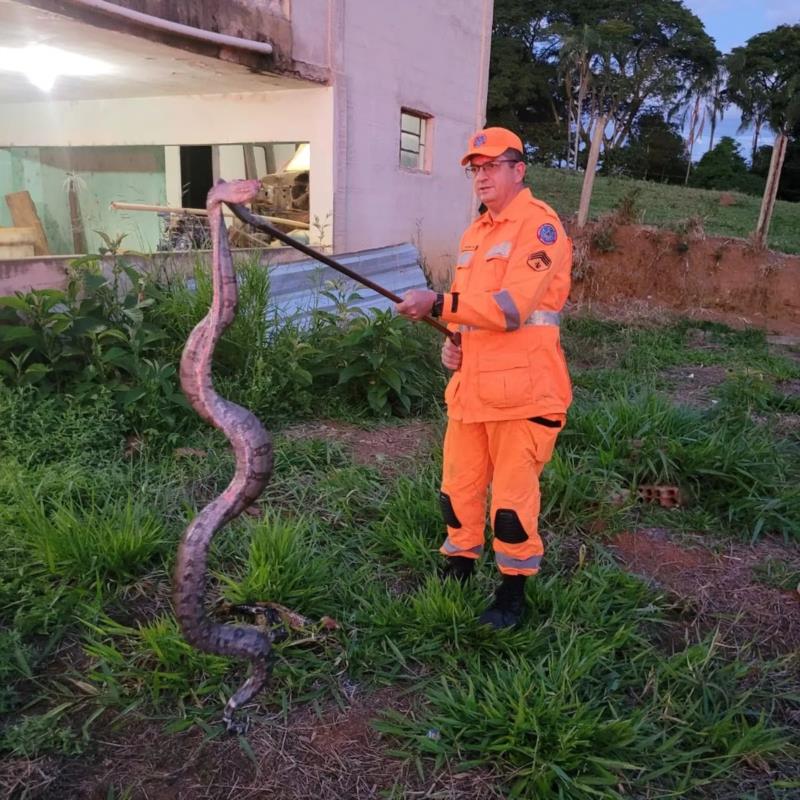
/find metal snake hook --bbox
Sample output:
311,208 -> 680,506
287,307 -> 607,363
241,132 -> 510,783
173,179 -> 275,733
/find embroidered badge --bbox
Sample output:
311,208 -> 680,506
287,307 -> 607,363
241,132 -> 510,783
527,250 -> 552,271
473,134 -> 487,146
537,223 -> 558,245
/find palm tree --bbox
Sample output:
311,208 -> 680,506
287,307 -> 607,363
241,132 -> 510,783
555,23 -> 596,170
726,48 -> 771,163
705,63 -> 729,152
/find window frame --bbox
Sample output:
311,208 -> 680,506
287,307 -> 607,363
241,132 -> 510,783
399,108 -> 432,173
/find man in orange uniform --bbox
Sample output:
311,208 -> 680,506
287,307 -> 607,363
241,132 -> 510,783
396,127 -> 572,629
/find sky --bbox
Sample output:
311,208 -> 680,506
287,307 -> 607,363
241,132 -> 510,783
681,0 -> 799,157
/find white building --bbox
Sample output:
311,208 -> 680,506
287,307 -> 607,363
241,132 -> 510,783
0,0 -> 494,288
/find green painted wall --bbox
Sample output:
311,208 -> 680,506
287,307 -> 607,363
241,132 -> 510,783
0,146 -> 166,255
0,150 -> 13,228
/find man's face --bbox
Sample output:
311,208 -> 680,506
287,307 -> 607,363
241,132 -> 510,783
469,154 -> 524,212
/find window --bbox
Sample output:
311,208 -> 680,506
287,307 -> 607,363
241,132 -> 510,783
399,110 -> 429,171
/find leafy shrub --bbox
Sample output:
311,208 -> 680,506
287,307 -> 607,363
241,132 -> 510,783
0,258 -> 188,434
0,258 -> 446,435
307,284 -> 444,417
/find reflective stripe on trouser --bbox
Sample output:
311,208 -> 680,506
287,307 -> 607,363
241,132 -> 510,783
439,416 -> 563,575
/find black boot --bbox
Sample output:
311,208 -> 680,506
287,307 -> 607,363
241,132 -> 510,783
479,574 -> 527,629
440,555 -> 475,584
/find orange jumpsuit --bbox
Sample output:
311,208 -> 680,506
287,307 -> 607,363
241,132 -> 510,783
437,188 -> 572,575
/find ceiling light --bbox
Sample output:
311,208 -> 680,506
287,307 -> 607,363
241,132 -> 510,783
0,44 -> 114,92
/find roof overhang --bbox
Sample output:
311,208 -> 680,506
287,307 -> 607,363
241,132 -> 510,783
0,0 -> 317,104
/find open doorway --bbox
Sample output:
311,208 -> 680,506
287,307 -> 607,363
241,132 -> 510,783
179,145 -> 213,209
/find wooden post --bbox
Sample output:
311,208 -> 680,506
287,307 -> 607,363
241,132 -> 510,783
4,191 -> 51,255
577,114 -> 606,229
754,131 -> 788,249
66,175 -> 87,254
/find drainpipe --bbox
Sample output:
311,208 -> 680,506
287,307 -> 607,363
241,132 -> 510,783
62,0 -> 274,55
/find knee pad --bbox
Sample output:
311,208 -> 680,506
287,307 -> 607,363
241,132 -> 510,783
494,509 -> 528,544
439,491 -> 462,528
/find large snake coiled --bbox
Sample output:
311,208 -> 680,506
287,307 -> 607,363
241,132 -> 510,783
173,179 -> 275,732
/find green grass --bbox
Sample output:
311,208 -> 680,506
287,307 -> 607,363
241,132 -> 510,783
752,559 -> 800,592
527,165 -> 800,254
1,313 -> 799,796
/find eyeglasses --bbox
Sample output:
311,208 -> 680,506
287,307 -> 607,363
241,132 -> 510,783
464,159 -> 521,178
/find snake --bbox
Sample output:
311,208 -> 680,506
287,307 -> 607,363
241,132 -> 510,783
173,178 -> 275,732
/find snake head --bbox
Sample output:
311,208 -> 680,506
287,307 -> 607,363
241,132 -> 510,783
207,179 -> 261,209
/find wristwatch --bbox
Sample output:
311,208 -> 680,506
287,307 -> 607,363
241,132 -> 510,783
431,292 -> 445,318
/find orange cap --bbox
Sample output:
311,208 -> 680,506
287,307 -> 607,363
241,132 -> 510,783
461,127 -> 524,165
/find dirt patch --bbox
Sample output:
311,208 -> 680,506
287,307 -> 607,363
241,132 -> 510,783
280,420 -> 438,475
0,756 -> 58,800
660,365 -> 730,409
610,528 -> 800,657
751,411 -> 800,439
570,223 -> 800,336
12,689 -> 501,800
778,379 -> 800,398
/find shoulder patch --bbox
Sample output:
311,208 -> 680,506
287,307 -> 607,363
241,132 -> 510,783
537,223 -> 558,245
527,250 -> 552,271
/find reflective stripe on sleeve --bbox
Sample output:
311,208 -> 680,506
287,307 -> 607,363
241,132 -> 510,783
492,289 -> 521,331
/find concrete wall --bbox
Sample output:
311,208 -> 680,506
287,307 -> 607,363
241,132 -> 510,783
0,87 -> 335,247
331,0 -> 494,284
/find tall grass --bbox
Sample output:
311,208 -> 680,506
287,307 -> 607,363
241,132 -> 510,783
14,495 -> 165,588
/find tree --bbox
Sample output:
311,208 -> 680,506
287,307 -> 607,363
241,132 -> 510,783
727,25 -> 800,142
486,0 -> 719,164
556,22 -> 598,169
690,136 -> 764,194
486,0 -> 565,163
726,25 -> 800,243
602,112 -> 688,183
550,0 -> 718,153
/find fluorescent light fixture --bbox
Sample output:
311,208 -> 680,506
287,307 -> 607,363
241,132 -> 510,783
0,44 -> 114,92
284,143 -> 310,172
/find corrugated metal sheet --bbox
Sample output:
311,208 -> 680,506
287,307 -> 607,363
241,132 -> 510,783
265,242 -> 427,322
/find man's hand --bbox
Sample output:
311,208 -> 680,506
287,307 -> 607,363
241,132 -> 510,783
395,289 -> 436,321
441,337 -> 462,371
